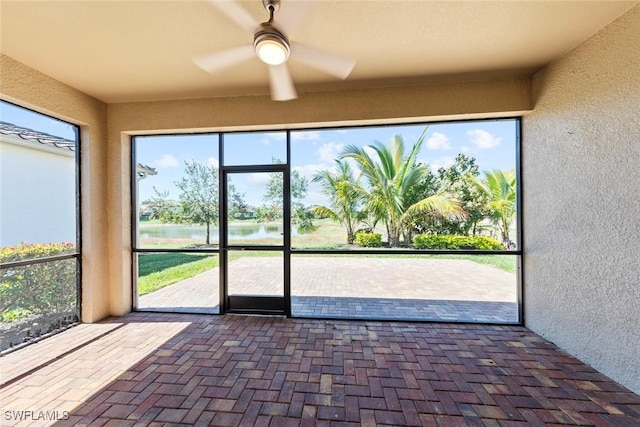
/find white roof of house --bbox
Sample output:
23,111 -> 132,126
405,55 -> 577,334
0,121 -> 76,152
1,121 -> 158,177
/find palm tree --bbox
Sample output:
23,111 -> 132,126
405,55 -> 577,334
341,128 -> 466,247
468,169 -> 517,245
312,160 -> 362,244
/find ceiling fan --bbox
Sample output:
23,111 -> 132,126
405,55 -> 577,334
195,0 -> 355,101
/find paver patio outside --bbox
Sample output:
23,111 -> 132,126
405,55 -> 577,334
139,257 -> 518,322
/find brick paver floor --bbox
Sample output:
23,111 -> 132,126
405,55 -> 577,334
1,312 -> 639,426
139,257 -> 518,323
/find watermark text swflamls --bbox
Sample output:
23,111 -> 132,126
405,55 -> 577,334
4,410 -> 70,421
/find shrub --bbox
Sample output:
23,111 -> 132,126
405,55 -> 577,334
355,232 -> 382,247
412,234 -> 503,250
0,242 -> 78,322
0,242 -> 75,262
471,236 -> 506,250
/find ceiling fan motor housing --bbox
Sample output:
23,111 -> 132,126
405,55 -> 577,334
196,0 -> 355,101
253,22 -> 290,65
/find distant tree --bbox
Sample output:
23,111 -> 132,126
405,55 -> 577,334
408,154 -> 488,237
228,182 -> 249,220
142,187 -> 181,223
438,154 -> 488,235
175,160 -> 219,245
292,205 -> 316,232
290,169 -> 309,205
261,158 -> 309,224
253,204 -> 279,223
143,165 -> 246,244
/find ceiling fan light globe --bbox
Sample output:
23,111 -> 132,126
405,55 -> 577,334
254,25 -> 290,66
256,39 -> 289,65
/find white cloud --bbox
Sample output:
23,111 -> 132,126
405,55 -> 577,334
207,157 -> 219,167
294,163 -> 325,180
430,156 -> 455,172
258,132 -> 286,145
155,154 -> 179,168
316,141 -> 345,163
292,131 -> 321,141
461,146 -> 470,153
467,129 -> 502,149
265,132 -> 286,141
426,132 -> 452,150
247,172 -> 271,185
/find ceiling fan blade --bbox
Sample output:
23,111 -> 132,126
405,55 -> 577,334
273,0 -> 314,36
194,45 -> 255,73
207,0 -> 260,34
290,42 -> 355,79
268,64 -> 297,101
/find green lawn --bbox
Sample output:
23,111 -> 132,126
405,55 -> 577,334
137,253 -> 218,295
137,250 -> 294,295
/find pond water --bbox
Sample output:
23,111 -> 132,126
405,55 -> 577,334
139,222 -> 296,242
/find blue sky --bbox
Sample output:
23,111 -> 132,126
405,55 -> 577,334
1,100 -> 517,208
1,101 -> 77,140
136,120 -> 517,206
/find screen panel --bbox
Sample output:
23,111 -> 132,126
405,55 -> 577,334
135,134 -> 219,249
291,253 -> 518,323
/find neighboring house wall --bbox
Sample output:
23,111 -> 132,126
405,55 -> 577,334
523,5 -> 640,394
0,134 -> 76,247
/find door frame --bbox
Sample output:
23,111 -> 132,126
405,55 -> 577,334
219,164 -> 291,315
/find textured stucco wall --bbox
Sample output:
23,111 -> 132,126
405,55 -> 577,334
1,55 -> 110,323
522,6 -> 640,393
106,78 -> 532,315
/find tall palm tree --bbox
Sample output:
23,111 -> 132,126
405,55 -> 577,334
468,169 -> 517,245
312,160 -> 362,244
341,128 -> 466,247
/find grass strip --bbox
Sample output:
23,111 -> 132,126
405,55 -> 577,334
138,253 -> 218,295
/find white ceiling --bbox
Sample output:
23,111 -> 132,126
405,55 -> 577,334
1,1 -> 636,103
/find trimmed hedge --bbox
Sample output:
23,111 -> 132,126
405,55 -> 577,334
354,232 -> 382,248
0,242 -> 75,262
412,234 -> 503,250
1,243 -> 78,322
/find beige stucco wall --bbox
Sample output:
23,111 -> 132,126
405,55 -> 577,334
522,5 -> 640,394
1,54 -> 109,323
106,78 -> 532,315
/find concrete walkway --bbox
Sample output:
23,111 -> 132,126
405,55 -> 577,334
139,257 -> 518,323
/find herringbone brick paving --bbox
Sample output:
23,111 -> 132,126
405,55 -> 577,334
138,257 -> 518,323
1,312 -> 639,426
